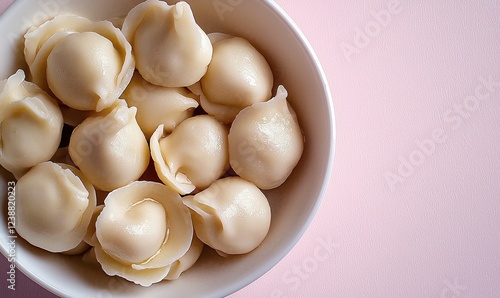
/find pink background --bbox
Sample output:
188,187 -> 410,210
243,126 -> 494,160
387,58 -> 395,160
1,0 -> 499,297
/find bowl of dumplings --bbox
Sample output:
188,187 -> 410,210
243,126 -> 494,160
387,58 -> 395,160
0,0 -> 335,296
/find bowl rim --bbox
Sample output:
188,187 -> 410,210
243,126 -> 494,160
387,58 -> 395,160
0,0 -> 337,296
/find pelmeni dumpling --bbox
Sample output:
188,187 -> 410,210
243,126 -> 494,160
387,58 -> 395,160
15,161 -> 96,253
94,181 -> 193,286
122,0 -> 212,87
229,85 -> 304,189
68,100 -> 149,191
121,71 -> 199,139
24,15 -> 135,111
183,177 -> 271,255
199,33 -> 274,123
0,70 -> 63,177
24,15 -> 93,92
150,115 -> 229,195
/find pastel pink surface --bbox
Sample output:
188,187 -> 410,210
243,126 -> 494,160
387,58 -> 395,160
1,1 -> 499,297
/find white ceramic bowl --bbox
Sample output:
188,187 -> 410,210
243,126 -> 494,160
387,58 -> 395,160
0,0 -> 335,297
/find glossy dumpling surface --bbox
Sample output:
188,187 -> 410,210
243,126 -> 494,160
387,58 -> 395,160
121,71 -> 199,139
200,34 -> 273,123
0,69 -> 63,177
24,15 -> 134,111
68,100 -> 150,191
94,181 -> 193,286
150,115 -> 229,195
122,0 -> 212,87
15,161 -> 96,252
24,15 -> 92,92
228,85 -> 304,189
183,177 -> 271,255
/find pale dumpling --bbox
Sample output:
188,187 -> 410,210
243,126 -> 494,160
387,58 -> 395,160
199,34 -> 274,123
24,15 -> 92,92
24,15 -> 135,111
122,0 -> 212,87
228,85 -> 304,189
0,70 -> 63,177
121,71 -> 199,139
94,181 -> 193,286
15,161 -> 97,253
150,115 -> 229,195
183,177 -> 271,255
68,100 -> 149,191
